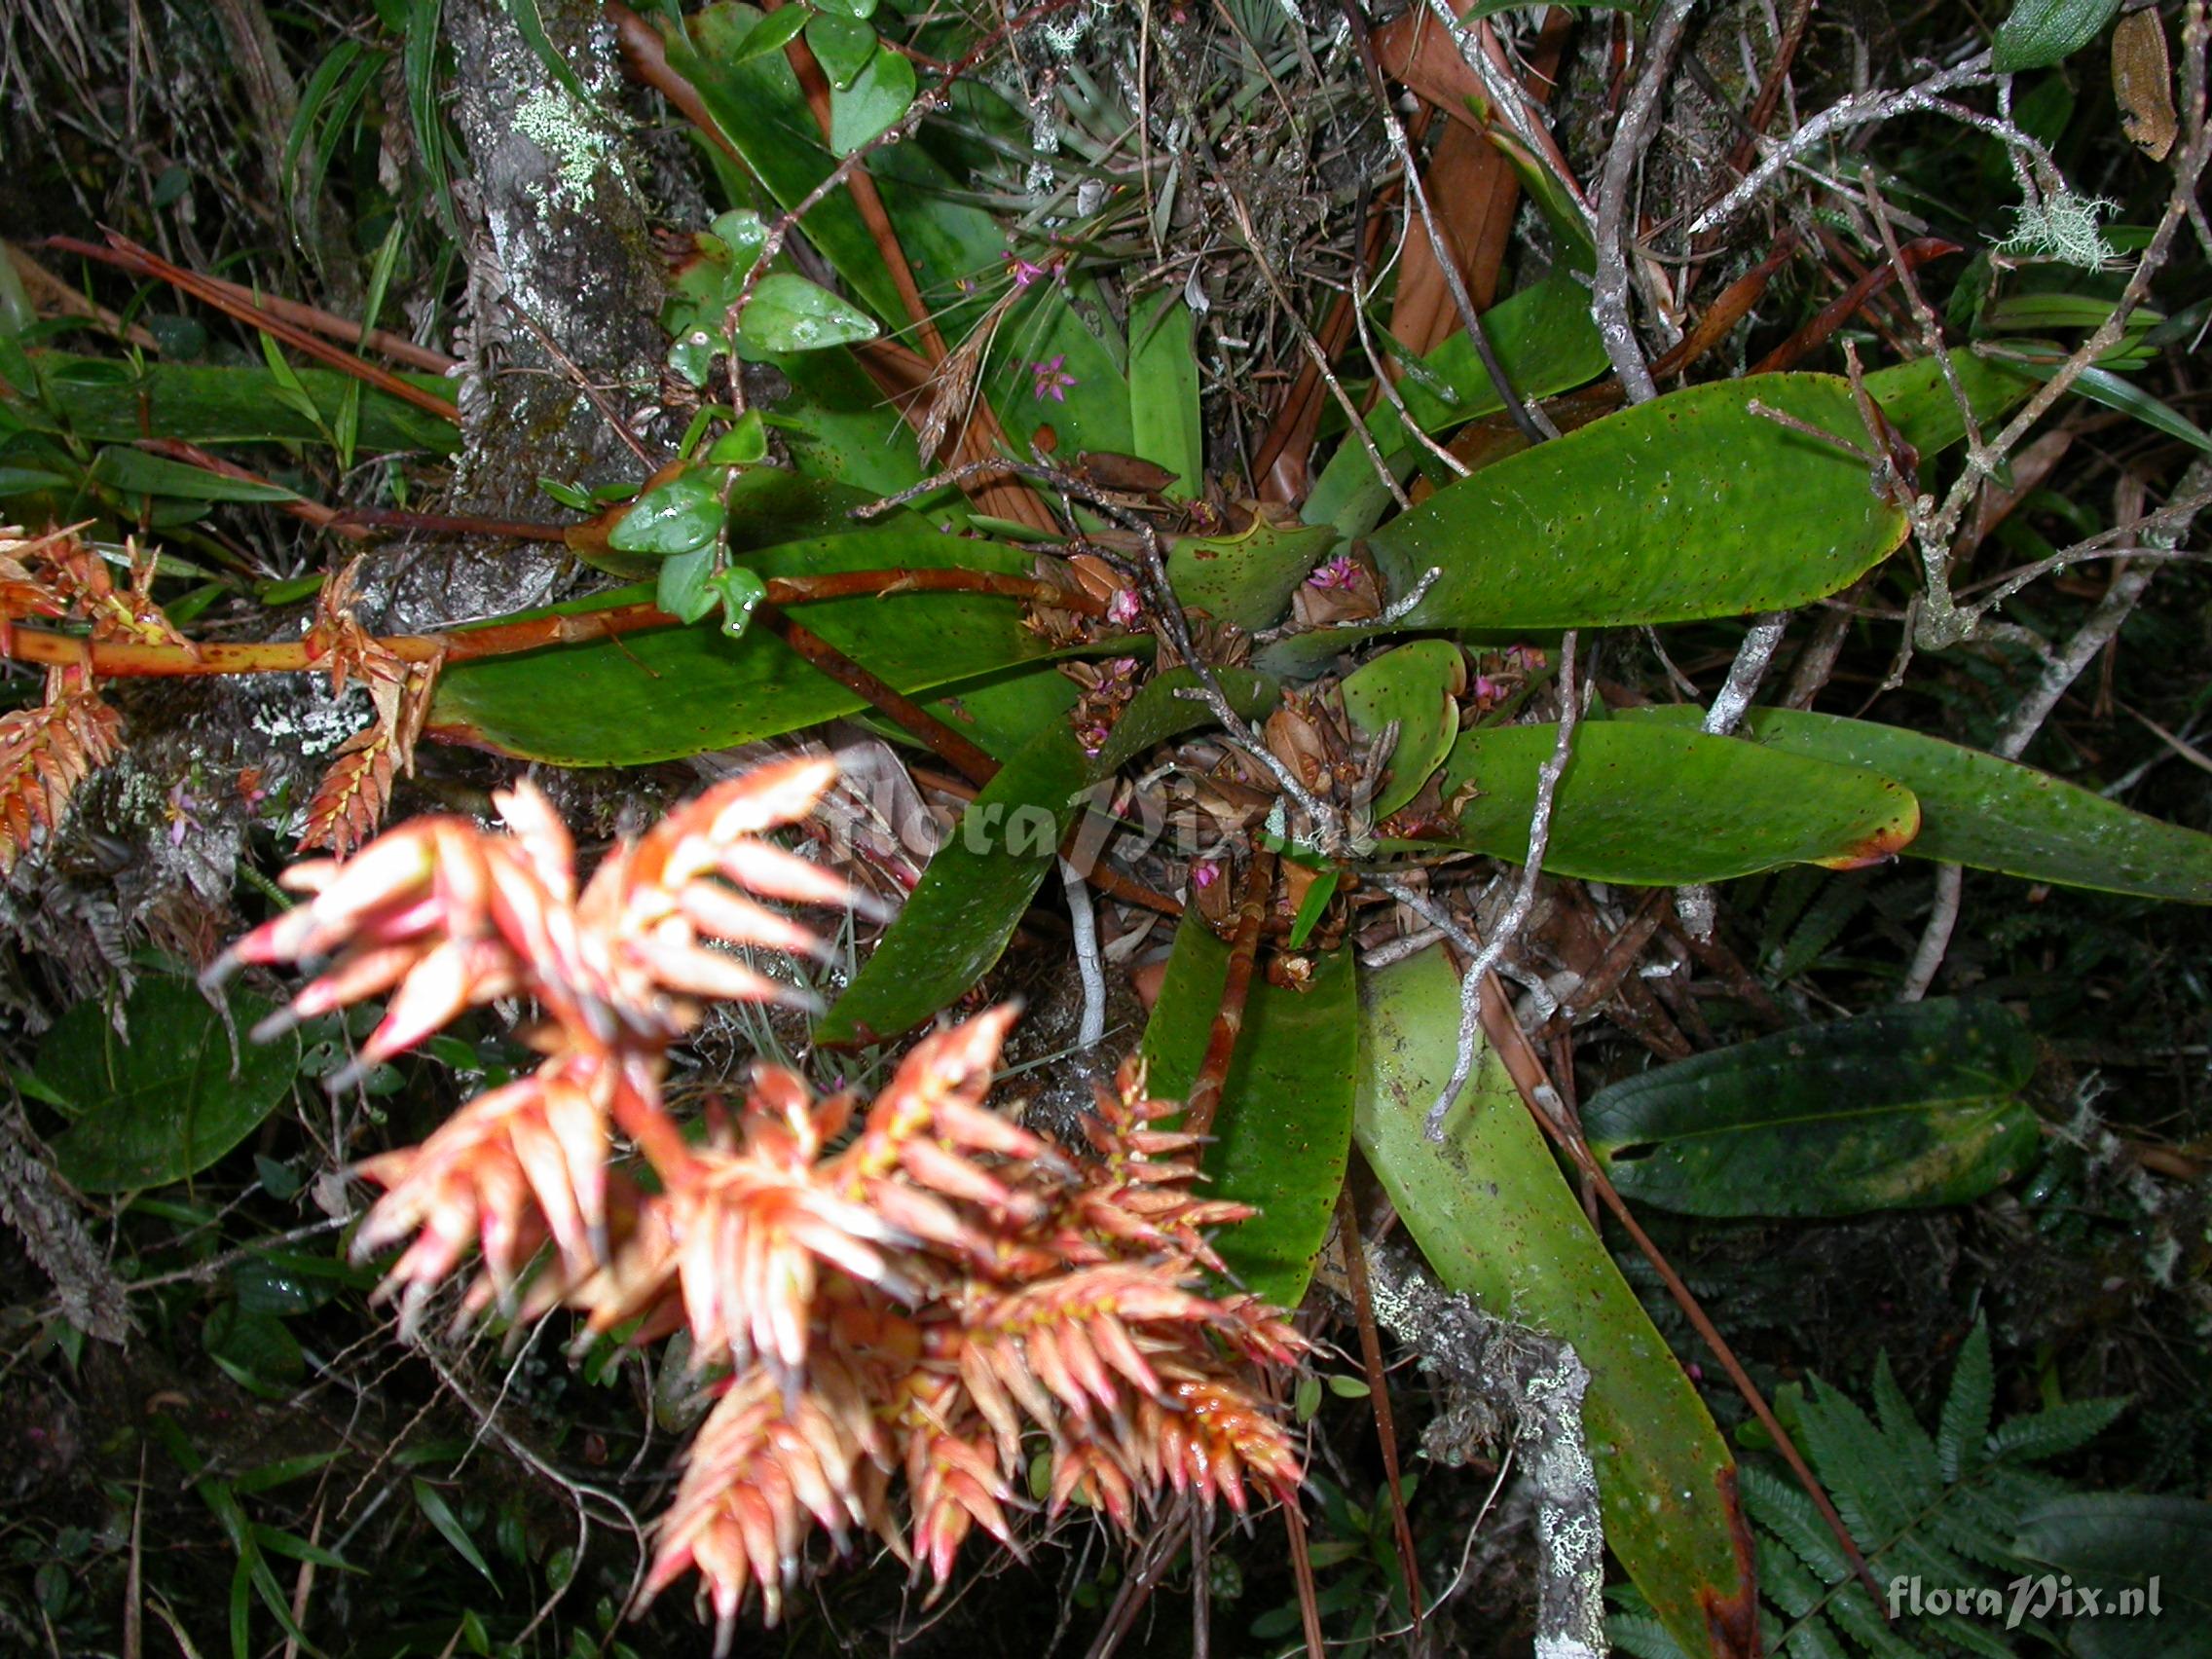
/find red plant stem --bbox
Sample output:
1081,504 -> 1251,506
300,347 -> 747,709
45,234 -> 461,423
0,572 -> 1104,680
135,439 -> 367,538
1336,1185 -> 1423,1641
1183,845 -> 1275,1140
1751,237 -> 1963,375
44,237 -> 458,373
761,608 -> 1001,789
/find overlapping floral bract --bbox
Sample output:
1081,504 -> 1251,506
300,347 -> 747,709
218,756 -> 1303,1638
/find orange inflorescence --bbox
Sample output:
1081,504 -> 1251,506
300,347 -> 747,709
219,756 -> 1305,1646
0,664 -> 124,878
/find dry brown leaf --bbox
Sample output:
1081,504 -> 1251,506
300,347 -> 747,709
2113,7 -> 2177,162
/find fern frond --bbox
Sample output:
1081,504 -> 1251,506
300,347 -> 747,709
1937,1321 -> 1995,1484
1871,1353 -> 1940,1500
1988,1395 -> 2129,1463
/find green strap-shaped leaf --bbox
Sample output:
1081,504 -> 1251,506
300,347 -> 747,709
1127,294 -> 1204,498
1303,269 -> 1610,538
1367,373 -> 1911,631
1356,947 -> 1753,1659
1616,705 -> 2212,903
1583,999 -> 2041,1218
41,977 -> 301,1193
1137,919 -> 1356,1309
11,353 -> 456,454
429,520 -> 1062,765
816,670 -> 1274,1045
1207,945 -> 1356,1307
1414,719 -> 1922,883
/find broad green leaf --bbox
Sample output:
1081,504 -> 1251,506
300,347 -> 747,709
829,48 -> 915,155
726,4 -> 807,63
1862,350 -> 2037,457
1419,719 -> 1922,884
1205,945 -> 1357,1308
1136,917 -> 1358,1308
1356,947 -> 1753,1659
1584,1000 -> 2041,1217
1137,906 -> 1234,1102
1616,705 -> 2212,903
430,521 -> 1061,764
2014,1493 -> 2212,1659
742,274 -> 880,353
981,276 -> 1134,459
1993,0 -> 2122,71
203,1302 -> 306,1389
705,410 -> 768,465
817,671 -> 1272,1046
609,463 -> 725,555
1304,269 -> 1609,538
41,977 -> 301,1193
1367,374 -> 1910,631
1339,640 -> 1464,819
9,353 -> 455,454
803,11 -> 875,88
1161,513 -> 1336,632
656,543 -> 718,621
667,6 -> 1002,350
1127,293 -> 1203,498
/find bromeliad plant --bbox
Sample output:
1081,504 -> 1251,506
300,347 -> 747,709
208,754 -> 1303,1640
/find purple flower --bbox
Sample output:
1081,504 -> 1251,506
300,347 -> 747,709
1191,861 -> 1222,891
1472,674 -> 1499,703
1107,587 -> 1142,627
1307,554 -> 1359,591
1030,354 -> 1078,402
1006,254 -> 1051,289
165,777 -> 204,847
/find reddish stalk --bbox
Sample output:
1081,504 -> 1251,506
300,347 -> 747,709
762,609 -> 1002,789
1751,237 -> 1963,374
0,571 -> 1102,680
1336,1185 -> 1423,1641
45,234 -> 460,423
42,237 -> 457,373
1183,846 -> 1275,1139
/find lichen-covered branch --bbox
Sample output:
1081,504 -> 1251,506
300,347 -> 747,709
1361,1235 -> 1606,1659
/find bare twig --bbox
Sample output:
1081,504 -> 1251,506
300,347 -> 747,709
1688,54 -> 1996,237
1396,631 -> 1582,1141
1591,0 -> 1697,403
1059,858 -> 1107,1050
1899,864 -> 1963,1003
1704,612 -> 1789,736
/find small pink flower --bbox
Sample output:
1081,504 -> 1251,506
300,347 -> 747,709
1191,861 -> 1221,891
1506,644 -> 1547,671
1472,674 -> 1499,703
1030,354 -> 1078,402
1077,720 -> 1112,757
166,777 -> 204,847
1307,554 -> 1358,591
1006,254 -> 1051,289
1107,588 -> 1142,628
